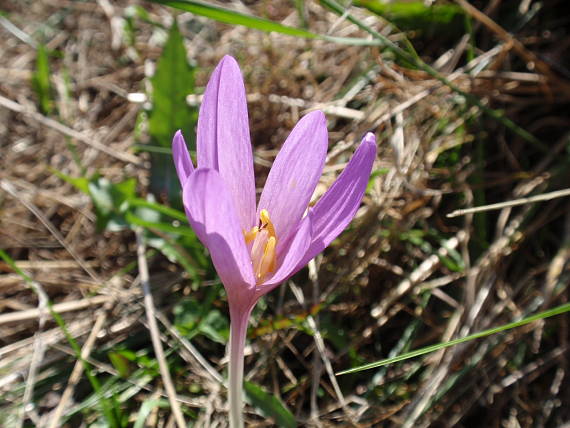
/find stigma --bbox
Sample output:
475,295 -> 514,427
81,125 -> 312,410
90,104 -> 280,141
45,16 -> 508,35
244,209 -> 277,283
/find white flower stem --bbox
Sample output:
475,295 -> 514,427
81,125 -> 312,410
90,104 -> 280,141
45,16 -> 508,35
228,309 -> 250,428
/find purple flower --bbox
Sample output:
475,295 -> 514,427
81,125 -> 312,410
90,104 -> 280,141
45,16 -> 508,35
172,55 -> 375,426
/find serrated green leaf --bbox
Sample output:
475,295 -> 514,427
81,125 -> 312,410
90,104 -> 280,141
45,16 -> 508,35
148,20 -> 197,199
244,381 -> 296,428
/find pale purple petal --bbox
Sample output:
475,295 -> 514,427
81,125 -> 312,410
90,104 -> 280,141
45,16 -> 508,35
183,168 -> 256,292
257,111 -> 328,248
256,213 -> 312,297
196,55 -> 256,232
172,130 -> 194,186
296,133 -> 376,269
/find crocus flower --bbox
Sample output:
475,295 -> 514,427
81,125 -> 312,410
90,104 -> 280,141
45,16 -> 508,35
173,55 -> 376,427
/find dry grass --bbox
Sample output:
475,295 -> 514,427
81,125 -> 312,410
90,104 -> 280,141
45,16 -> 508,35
1,0 -> 569,426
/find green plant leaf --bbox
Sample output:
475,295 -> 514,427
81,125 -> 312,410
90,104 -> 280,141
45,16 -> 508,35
133,398 -> 170,428
32,44 -> 53,115
154,0 -> 317,38
125,211 -> 197,238
244,381 -> 297,428
150,0 -> 383,46
108,351 -> 132,378
337,302 -> 570,375
148,19 -> 197,199
0,250 -> 124,428
319,0 -> 546,151
128,198 -> 188,222
354,0 -> 464,37
87,177 -> 137,231
174,293 -> 229,343
50,168 -> 91,194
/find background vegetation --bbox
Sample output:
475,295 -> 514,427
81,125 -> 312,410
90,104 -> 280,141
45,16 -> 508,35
1,0 -> 569,426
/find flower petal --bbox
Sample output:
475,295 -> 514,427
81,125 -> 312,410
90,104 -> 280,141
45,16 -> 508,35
183,168 -> 256,292
196,55 -> 256,232
296,133 -> 376,269
172,130 -> 194,186
256,212 -> 312,297
258,110 -> 328,247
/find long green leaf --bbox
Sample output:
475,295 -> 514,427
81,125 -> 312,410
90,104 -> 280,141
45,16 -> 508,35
133,398 -> 170,428
125,211 -> 196,238
148,19 -> 197,199
244,381 -> 297,428
32,44 -> 53,115
337,302 -> 570,375
150,0 -> 383,46
128,198 -> 188,222
319,0 -> 546,151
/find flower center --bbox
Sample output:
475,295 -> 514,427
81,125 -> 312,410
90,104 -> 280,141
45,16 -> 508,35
244,209 -> 277,283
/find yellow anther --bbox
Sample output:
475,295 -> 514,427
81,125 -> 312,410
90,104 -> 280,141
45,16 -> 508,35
256,236 -> 277,280
259,209 -> 276,238
246,210 -> 279,283
243,226 -> 259,244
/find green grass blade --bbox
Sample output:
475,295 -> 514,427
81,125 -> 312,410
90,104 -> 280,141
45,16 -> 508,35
32,44 -> 53,115
150,0 -> 383,46
133,398 -> 170,428
125,211 -> 196,238
153,0 -> 316,38
128,198 -> 188,222
319,0 -> 546,152
244,381 -> 297,428
0,249 -> 124,427
337,302 -> 570,375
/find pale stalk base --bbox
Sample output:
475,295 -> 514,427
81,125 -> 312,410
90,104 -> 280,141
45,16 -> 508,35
228,309 -> 251,428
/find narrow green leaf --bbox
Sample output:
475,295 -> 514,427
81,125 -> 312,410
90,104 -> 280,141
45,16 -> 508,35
149,20 -> 196,147
108,351 -> 132,378
244,381 -> 297,428
150,0 -> 383,46
153,0 -> 317,38
148,19 -> 197,199
128,198 -> 188,222
133,398 -> 170,428
337,302 -> 570,375
354,0 -> 464,37
32,44 -> 53,115
124,211 -> 197,238
145,232 -> 200,276
319,0 -> 546,151
50,168 -> 91,194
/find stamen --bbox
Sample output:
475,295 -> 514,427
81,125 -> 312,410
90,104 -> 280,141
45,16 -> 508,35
251,230 -> 268,279
259,209 -> 276,238
262,236 -> 277,276
243,226 -> 259,244
245,210 -> 278,283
